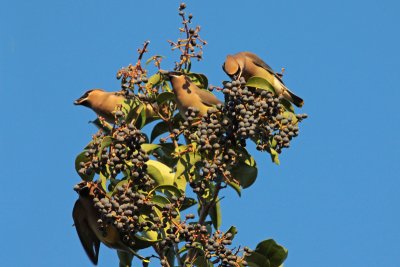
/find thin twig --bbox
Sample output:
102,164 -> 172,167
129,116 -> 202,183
138,40 -> 150,62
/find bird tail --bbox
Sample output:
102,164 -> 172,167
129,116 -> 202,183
283,86 -> 304,108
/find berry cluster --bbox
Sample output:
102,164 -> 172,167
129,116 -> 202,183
180,107 -> 244,190
116,41 -> 150,92
168,2 -> 207,71
73,2 -> 295,266
78,123 -> 151,188
75,181 -> 184,250
153,212 -> 250,267
200,231 -> 250,267
223,77 -> 307,154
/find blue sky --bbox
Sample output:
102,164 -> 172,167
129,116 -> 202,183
1,0 -> 400,266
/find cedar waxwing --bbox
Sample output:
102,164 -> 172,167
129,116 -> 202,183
222,52 -> 304,107
74,89 -> 157,124
73,184 -> 132,265
167,72 -> 222,119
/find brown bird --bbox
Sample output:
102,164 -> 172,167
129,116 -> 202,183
167,72 -> 222,119
73,183 -> 130,265
74,89 -> 157,124
222,52 -> 304,107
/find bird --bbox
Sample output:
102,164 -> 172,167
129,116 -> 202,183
72,183 -> 130,265
222,52 -> 304,107
167,72 -> 222,119
74,89 -> 157,124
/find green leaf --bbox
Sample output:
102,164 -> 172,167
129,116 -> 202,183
246,76 -> 276,94
75,151 -> 95,181
180,197 -> 197,211
189,248 -> 212,267
174,171 -> 187,193
280,99 -> 294,113
146,72 -> 162,90
150,120 -> 169,142
270,148 -> 280,165
107,175 -> 120,193
227,181 -> 241,197
172,112 -> 185,125
150,195 -> 171,208
269,137 -> 277,149
153,143 -> 179,168
175,146 -> 201,180
174,154 -> 187,180
99,172 -> 108,191
145,57 -> 153,65
117,251 -> 134,267
146,160 -> 175,186
122,99 -> 148,128
178,247 -> 189,255
131,236 -> 157,250
282,111 -> 298,124
136,105 -> 147,129
225,226 -> 238,240
89,118 -> 112,134
165,246 -> 176,267
245,251 -> 270,267
142,103 -> 159,125
174,145 -> 201,192
186,60 -> 192,72
151,185 -> 182,199
97,136 -> 113,158
255,239 -> 288,267
145,56 -> 165,66
209,199 -> 221,230
111,179 -> 129,195
141,144 -> 161,153
187,72 -> 209,89
84,140 -> 94,150
122,99 -> 140,123
157,91 -> 175,105
230,155 -> 258,189
162,81 -> 171,92
135,229 -> 159,242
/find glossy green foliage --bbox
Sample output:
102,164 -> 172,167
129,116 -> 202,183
245,239 -> 288,267
72,8 -> 309,264
73,69 -> 299,267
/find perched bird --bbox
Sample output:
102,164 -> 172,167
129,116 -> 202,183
222,52 -> 304,107
74,89 -> 124,124
74,89 -> 157,124
72,184 -> 129,265
167,72 -> 222,119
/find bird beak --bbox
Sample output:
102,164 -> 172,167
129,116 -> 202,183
158,69 -> 171,80
158,69 -> 169,75
168,71 -> 182,78
159,70 -> 182,80
74,95 -> 87,105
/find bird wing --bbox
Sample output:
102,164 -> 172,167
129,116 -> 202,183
73,200 -> 100,265
195,88 -> 222,107
243,52 -> 285,84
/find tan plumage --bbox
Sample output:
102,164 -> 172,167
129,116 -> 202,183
168,72 -> 222,119
72,184 -> 130,265
222,52 -> 304,107
74,89 -> 157,124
